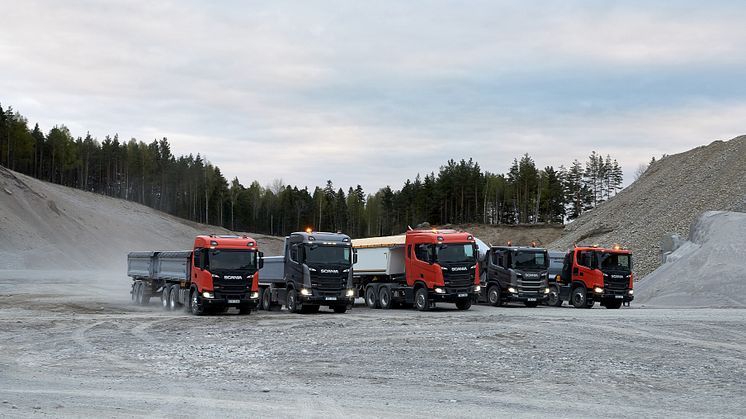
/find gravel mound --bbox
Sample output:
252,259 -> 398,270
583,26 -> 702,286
550,135 -> 746,278
0,167 -> 283,271
635,211 -> 746,307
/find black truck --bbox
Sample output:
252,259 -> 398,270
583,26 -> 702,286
477,245 -> 550,307
258,231 -> 356,314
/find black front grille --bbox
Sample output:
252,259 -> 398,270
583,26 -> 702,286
605,276 -> 629,291
444,272 -> 473,288
311,274 -> 345,291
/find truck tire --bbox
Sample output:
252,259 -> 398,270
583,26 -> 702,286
140,282 -> 151,306
605,300 -> 622,309
333,304 -> 348,314
133,282 -> 142,305
136,281 -> 146,305
169,285 -> 181,310
261,288 -> 272,311
131,282 -> 137,302
161,286 -> 171,311
524,301 -> 539,308
414,287 -> 430,311
287,289 -> 300,313
190,289 -> 205,316
456,299 -> 472,310
378,286 -> 392,309
487,285 -> 502,307
547,285 -> 563,307
365,286 -> 379,309
571,286 -> 588,309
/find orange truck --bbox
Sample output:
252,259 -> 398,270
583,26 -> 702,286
548,245 -> 634,309
352,229 -> 480,311
127,234 -> 263,315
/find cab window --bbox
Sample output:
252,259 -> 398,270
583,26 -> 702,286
415,244 -> 431,262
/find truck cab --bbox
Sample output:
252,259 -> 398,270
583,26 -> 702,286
480,245 -> 550,307
551,245 -> 634,309
260,231 -> 356,314
189,235 -> 263,315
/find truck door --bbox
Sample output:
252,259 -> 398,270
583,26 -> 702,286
286,238 -> 302,287
574,250 -> 595,287
409,243 -> 438,288
487,249 -> 504,285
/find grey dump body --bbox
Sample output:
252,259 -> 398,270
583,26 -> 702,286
257,231 -> 355,312
480,246 -> 550,306
127,251 -> 192,281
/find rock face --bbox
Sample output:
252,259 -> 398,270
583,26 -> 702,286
0,167 -> 283,271
635,211 -> 746,308
550,135 -> 746,278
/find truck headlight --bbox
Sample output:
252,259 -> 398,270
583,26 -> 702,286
508,287 -> 516,294
594,287 -> 603,294
628,289 -> 634,295
346,289 -> 355,297
434,288 -> 445,294
474,285 -> 481,292
202,291 -> 214,299
544,288 -> 550,294
300,289 -> 311,296
250,292 -> 259,299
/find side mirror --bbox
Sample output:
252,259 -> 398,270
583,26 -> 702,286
258,251 -> 264,269
353,249 -> 358,264
298,247 -> 305,264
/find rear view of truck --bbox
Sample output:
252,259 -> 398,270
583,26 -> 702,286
127,235 -> 262,315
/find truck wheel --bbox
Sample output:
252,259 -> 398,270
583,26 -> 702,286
414,287 -> 430,311
378,286 -> 392,309
487,285 -> 502,307
456,299 -> 472,310
190,289 -> 205,316
524,301 -> 539,308
140,283 -> 151,306
136,282 -> 147,305
131,282 -> 137,302
571,287 -> 588,309
161,286 -> 171,310
287,289 -> 300,313
365,286 -> 379,309
605,301 -> 622,309
169,285 -> 181,310
333,305 -> 348,314
133,282 -> 142,305
261,288 -> 272,311
547,285 -> 563,307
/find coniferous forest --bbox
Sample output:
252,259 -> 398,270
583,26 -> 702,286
0,103 -> 624,237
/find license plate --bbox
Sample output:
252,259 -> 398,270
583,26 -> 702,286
325,297 -> 337,301
228,299 -> 240,304
527,298 -> 537,302
615,295 -> 623,299
458,293 -> 468,298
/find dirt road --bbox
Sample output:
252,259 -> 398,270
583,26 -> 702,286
1,272 -> 744,418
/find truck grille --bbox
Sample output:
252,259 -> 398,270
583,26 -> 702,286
444,272 -> 474,289
517,273 -> 544,294
311,274 -> 345,291
604,274 -> 629,291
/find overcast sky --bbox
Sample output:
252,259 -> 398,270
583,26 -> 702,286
2,1 -> 745,193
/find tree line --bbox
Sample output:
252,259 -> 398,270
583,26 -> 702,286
0,102 -> 623,237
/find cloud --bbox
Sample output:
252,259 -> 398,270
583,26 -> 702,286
1,0 -> 745,194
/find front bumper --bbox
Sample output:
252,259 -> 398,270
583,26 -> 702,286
299,290 -> 354,306
432,286 -> 480,302
504,291 -> 549,303
203,292 -> 259,307
595,290 -> 634,303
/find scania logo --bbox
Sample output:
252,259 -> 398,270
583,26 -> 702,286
611,275 -> 625,279
320,269 -> 339,274
451,267 -> 468,271
224,275 -> 242,280
524,273 -> 538,278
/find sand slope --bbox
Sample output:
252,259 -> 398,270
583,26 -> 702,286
0,166 -> 283,271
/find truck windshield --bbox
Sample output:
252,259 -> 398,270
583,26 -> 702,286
306,245 -> 351,265
512,251 -> 548,270
208,250 -> 257,271
436,243 -> 476,264
598,252 -> 632,271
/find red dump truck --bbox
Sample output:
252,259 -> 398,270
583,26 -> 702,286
352,229 -> 480,311
127,235 -> 263,315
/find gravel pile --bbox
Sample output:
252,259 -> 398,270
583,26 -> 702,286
549,135 -> 746,278
636,211 -> 746,307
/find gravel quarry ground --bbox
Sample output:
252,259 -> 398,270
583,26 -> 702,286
1,273 -> 745,418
